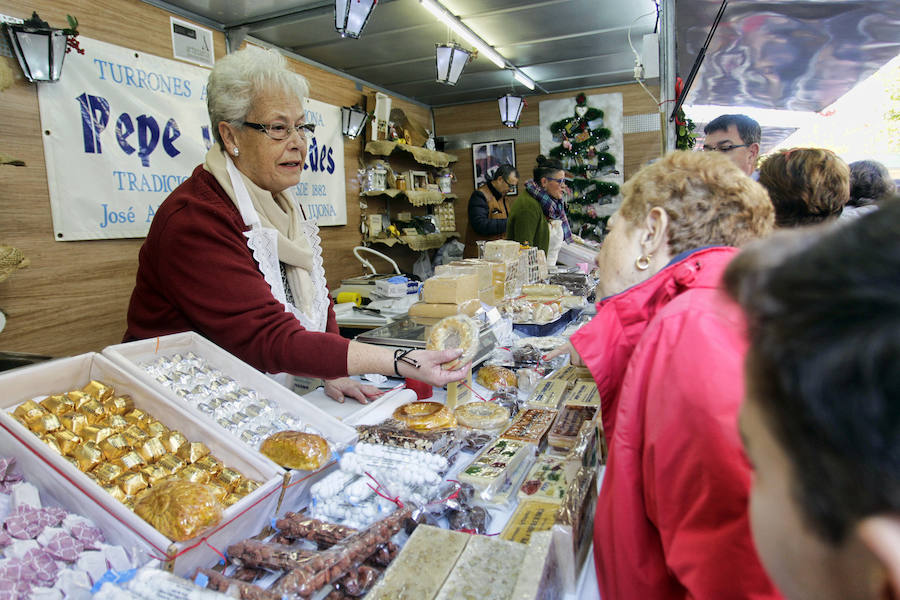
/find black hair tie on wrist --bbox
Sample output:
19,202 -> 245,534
393,348 -> 420,377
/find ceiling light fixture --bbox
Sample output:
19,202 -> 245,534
498,93 -> 525,128
3,12 -> 71,82
513,71 -> 535,90
340,105 -> 370,139
435,42 -> 471,85
419,0 -> 507,69
335,0 -> 377,39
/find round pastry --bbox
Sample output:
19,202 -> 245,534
260,431 -> 330,470
476,365 -> 517,391
392,401 -> 458,430
455,401 -> 510,430
426,314 -> 480,370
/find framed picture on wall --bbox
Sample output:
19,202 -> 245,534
472,139 -> 517,195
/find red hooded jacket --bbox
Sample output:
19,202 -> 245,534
571,247 -> 781,600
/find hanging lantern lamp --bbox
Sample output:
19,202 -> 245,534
340,105 -> 370,139
335,0 -> 377,39
3,12 -> 74,82
498,93 -> 525,128
435,42 -> 471,86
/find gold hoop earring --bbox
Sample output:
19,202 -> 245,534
635,254 -> 652,271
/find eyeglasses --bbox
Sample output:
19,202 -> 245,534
703,143 -> 749,153
546,177 -> 566,184
243,121 -> 316,141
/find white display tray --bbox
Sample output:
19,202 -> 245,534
0,423 -> 158,568
102,332 -> 358,516
0,352 -> 283,576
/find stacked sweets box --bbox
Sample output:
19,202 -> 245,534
0,353 -> 283,576
102,332 -> 357,516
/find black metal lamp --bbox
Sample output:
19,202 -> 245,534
3,12 -> 71,82
341,105 -> 369,139
435,42 -> 470,86
498,93 -> 525,128
335,0 -> 377,39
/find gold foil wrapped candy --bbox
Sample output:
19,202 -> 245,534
80,425 -> 113,445
124,409 -> 149,424
140,464 -> 169,485
133,480 -> 224,541
60,412 -> 89,435
136,437 -> 166,463
54,430 -> 82,455
99,433 -> 130,460
222,494 -> 241,508
117,472 -> 149,496
194,455 -> 222,475
179,464 -> 211,485
93,463 -> 124,485
215,468 -> 242,492
122,425 -> 148,446
13,400 -> 46,425
177,442 -> 210,464
103,396 -> 133,416
32,413 -> 62,435
145,420 -> 168,438
260,431 -> 330,471
100,415 -> 128,433
40,395 -> 75,416
83,380 -> 114,401
157,454 -> 186,475
66,391 -> 90,409
233,479 -> 260,498
114,451 -> 146,472
160,431 -> 187,454
73,442 -> 103,471
42,435 -> 62,455
102,483 -> 127,502
205,484 -> 228,503
79,399 -> 106,424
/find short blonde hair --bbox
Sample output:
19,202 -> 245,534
619,151 -> 774,255
207,45 -> 309,146
758,148 -> 850,227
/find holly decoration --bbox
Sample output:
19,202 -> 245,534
674,77 -> 696,150
547,93 -> 620,243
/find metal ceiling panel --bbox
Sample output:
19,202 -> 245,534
677,0 -> 900,112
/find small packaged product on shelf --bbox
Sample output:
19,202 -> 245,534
500,408 -> 558,448
391,401 -> 457,430
500,500 -> 560,544
548,364 -> 595,386
548,405 -> 599,451
526,380 -> 569,410
434,534 -> 526,600
518,454 -> 568,504
509,531 -> 564,600
355,421 -> 458,456
475,365 -> 517,391
259,431 -> 330,470
564,380 -> 601,407
365,525 -> 469,600
458,438 -> 534,498
454,401 -> 510,431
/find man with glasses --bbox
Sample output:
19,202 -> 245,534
702,114 -> 761,176
464,164 -> 519,258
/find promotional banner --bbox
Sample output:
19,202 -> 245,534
290,98 -> 347,226
38,37 -> 347,240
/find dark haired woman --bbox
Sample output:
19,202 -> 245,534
506,155 -> 571,255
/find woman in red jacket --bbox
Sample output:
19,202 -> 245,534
549,151 -> 779,599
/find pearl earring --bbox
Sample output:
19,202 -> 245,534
233,147 -> 240,157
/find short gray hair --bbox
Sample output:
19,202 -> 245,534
207,45 -> 309,146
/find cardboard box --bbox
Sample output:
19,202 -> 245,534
422,273 -> 479,304
102,332 -> 357,518
0,353 -> 283,576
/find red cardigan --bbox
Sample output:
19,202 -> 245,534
571,247 -> 781,600
124,165 -> 350,379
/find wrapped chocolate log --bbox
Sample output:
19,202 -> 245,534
196,568 -> 279,600
227,539 -> 315,570
260,431 -> 330,471
274,514 -> 357,549
332,564 -> 380,598
355,422 -> 457,456
272,506 -> 413,598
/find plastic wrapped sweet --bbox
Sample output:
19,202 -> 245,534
454,402 -> 509,430
426,315 -> 480,370
260,431 -> 330,470
475,365 -> 517,391
434,534 -> 526,600
355,421 -> 457,457
392,402 -> 457,430
133,480 -> 224,541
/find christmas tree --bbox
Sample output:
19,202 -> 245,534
547,93 -> 620,242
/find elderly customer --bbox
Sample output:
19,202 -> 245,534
725,201 -> 900,600
506,155 -> 571,255
758,148 -> 850,227
464,164 -> 518,258
548,151 -> 780,599
125,46 -> 467,402
841,159 -> 897,220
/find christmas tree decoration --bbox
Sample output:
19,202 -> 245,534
546,93 -> 620,242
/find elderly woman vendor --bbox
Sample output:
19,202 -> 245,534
125,46 -> 467,401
